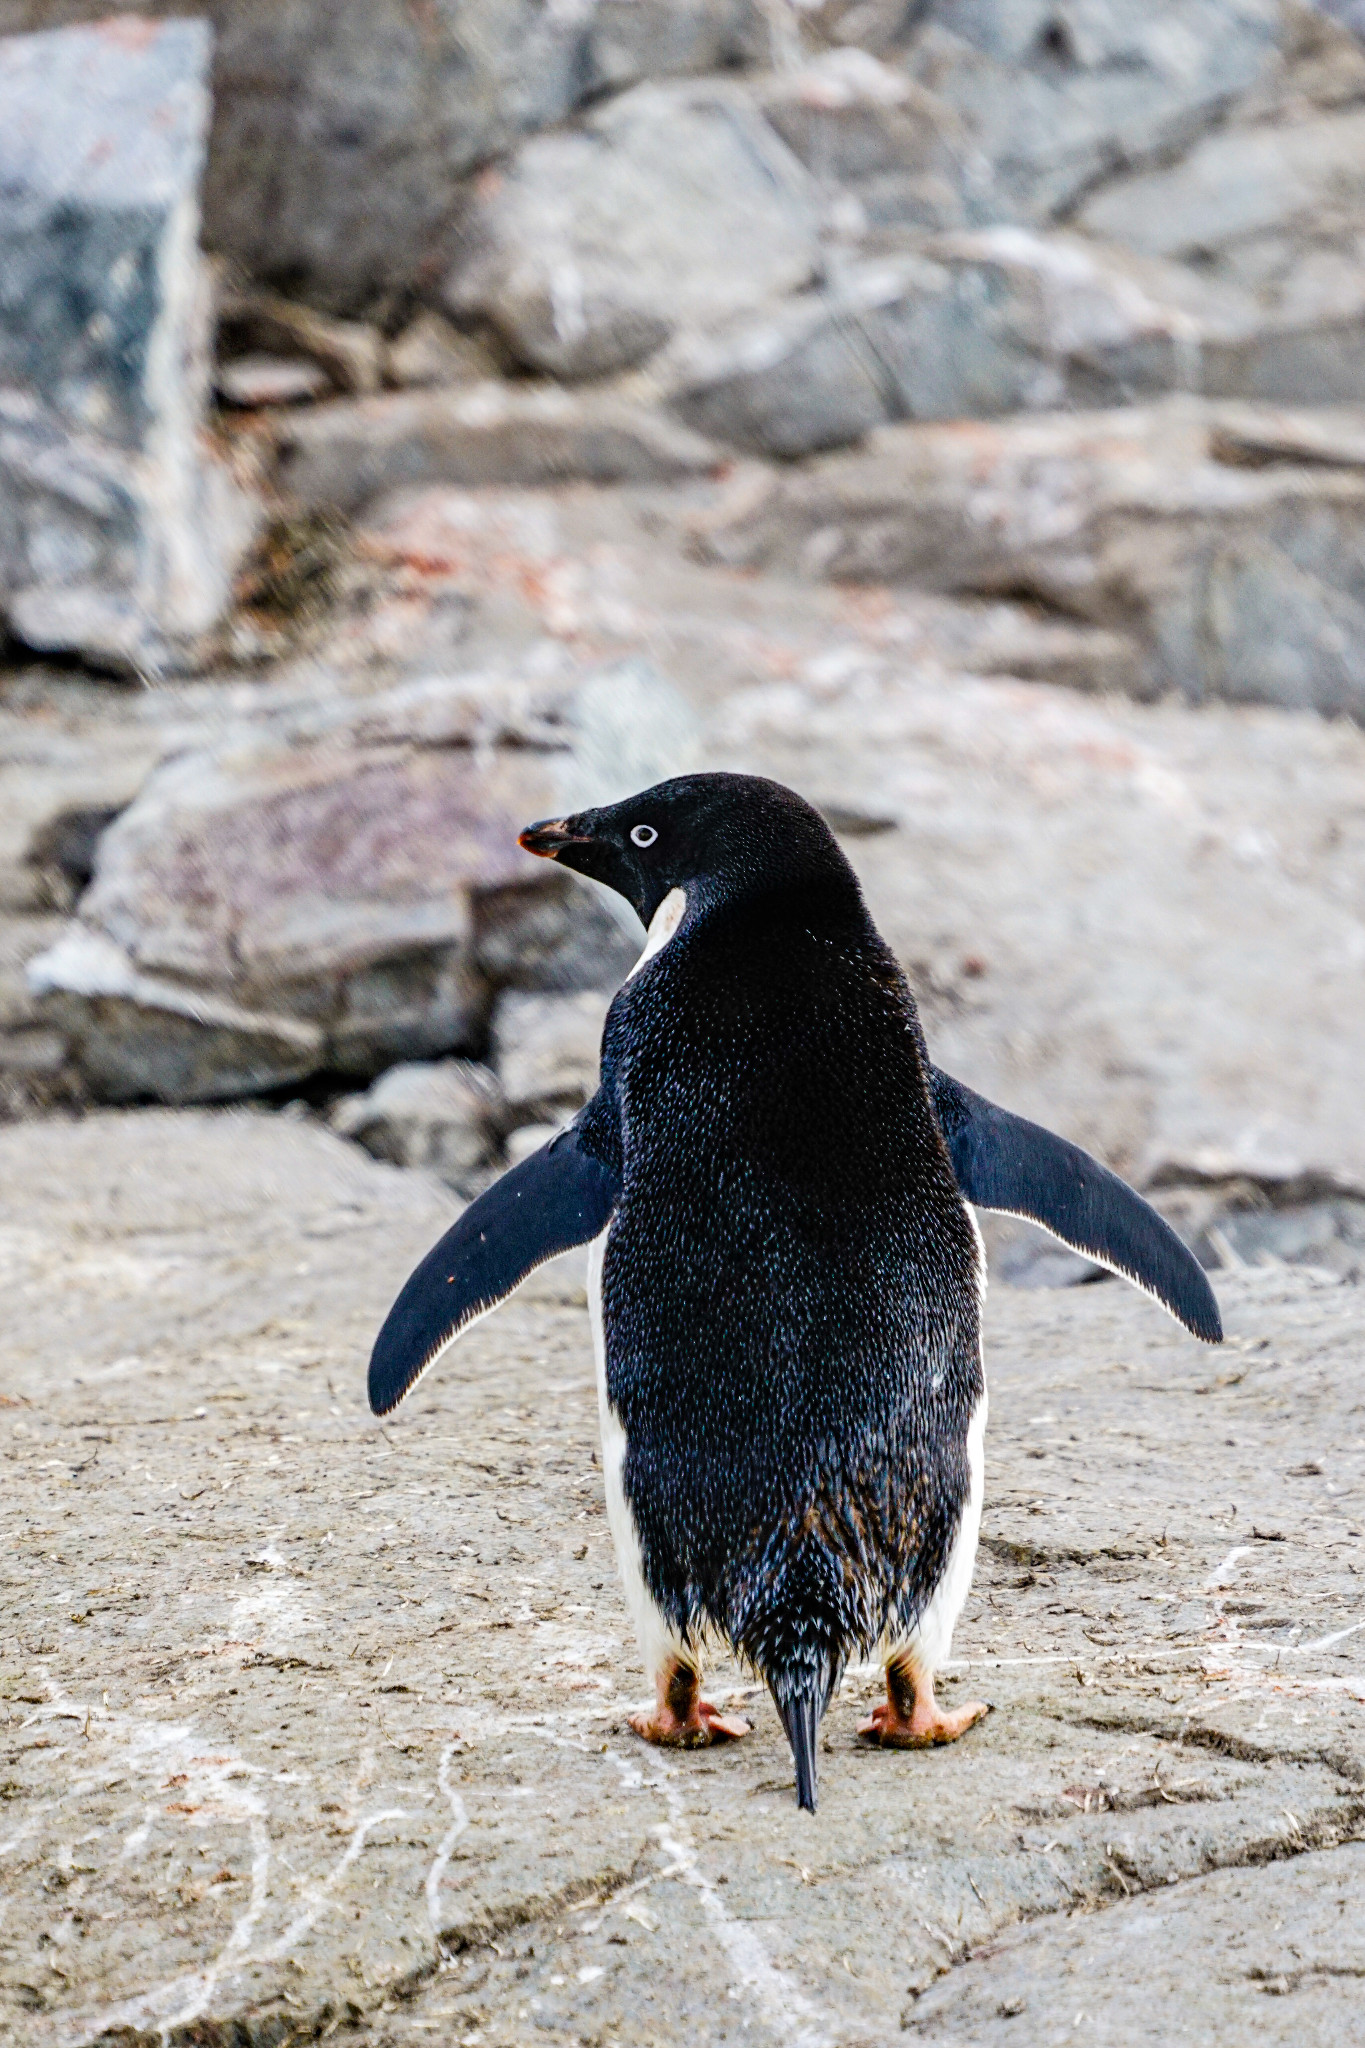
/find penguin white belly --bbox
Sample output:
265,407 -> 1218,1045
886,1385 -> 987,1677
586,1230 -> 692,1681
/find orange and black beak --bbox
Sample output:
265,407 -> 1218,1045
518,816 -> 594,860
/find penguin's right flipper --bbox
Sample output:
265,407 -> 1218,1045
368,1113 -> 620,1416
929,1068 -> 1223,1343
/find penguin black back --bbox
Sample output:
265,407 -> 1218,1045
576,781 -> 983,1787
370,772 -> 1220,1813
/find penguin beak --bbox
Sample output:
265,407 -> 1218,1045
518,817 -> 594,861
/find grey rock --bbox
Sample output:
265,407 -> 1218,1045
473,872 -> 640,995
28,661 -> 692,1103
384,313 -> 501,391
666,231 -> 1287,456
1317,0 -> 1365,37
1208,1198 -> 1365,1279
0,0 -> 765,317
0,19 -> 258,672
1078,104 -> 1365,275
667,274 -> 899,457
1075,102 -> 1365,404
696,398 -> 1365,716
217,355 -> 331,409
29,927 -> 328,1100
273,381 -> 720,515
722,662 -> 1365,1202
331,1056 -> 505,1191
907,0 -> 1286,223
863,232 -> 1225,418
757,47 -> 972,234
492,988 -> 612,1124
444,80 -> 821,380
218,290 -> 384,395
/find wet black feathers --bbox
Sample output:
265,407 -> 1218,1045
597,852 -> 983,1712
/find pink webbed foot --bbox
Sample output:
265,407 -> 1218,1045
857,1658 -> 991,1749
628,1658 -> 752,1748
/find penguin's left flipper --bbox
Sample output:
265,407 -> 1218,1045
368,1113 -> 620,1416
930,1068 -> 1223,1344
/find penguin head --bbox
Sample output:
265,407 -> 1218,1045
518,772 -> 851,928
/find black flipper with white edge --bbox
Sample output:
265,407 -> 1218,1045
930,1068 -> 1222,1344
368,1116 -> 620,1416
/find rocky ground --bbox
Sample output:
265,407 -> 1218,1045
2,1108 -> 1363,2048
4,7 -> 1365,2040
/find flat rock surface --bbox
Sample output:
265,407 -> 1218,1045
1,1109 -> 1362,2046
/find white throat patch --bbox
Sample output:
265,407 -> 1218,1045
625,886 -> 686,981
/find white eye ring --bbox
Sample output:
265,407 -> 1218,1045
630,823 -> 658,848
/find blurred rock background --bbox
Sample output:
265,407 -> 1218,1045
2,0 -> 1364,1285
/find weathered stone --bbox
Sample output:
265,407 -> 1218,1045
757,47 -> 971,234
696,398 -> 1365,715
473,872 -> 640,994
907,0 -> 1286,223
331,1056 -> 505,1190
1078,103 -> 1365,278
666,271 -> 900,456
28,924 -> 328,1098
861,231 -> 1235,418
4,1106 -> 1365,2042
384,312 -> 501,390
27,661 -> 693,1102
217,354 -> 331,408
218,288 -> 384,395
1074,101 -> 1365,403
492,987 -> 612,1124
0,0 -> 766,316
273,382 -> 720,515
444,80 -> 820,380
0,18 -> 258,672
667,224 -> 1365,457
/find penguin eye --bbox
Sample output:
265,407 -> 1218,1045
629,823 -> 658,849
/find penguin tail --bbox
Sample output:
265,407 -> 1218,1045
776,1683 -> 822,1814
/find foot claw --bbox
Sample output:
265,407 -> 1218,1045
858,1696 -> 991,1748
630,1698 -> 752,1747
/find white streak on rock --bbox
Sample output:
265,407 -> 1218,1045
426,1741 -> 471,1942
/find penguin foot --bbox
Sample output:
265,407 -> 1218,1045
857,1664 -> 990,1749
629,1660 -> 752,1747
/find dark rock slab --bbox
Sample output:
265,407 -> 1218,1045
273,381 -> 720,515
444,79 -> 820,381
27,661 -> 692,1102
0,17 -> 257,671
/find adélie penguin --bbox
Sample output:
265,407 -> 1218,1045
368,773 -> 1221,1812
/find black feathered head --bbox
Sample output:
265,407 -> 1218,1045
519,772 -> 854,928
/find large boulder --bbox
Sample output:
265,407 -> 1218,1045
271,380 -> 720,515
0,0 -> 767,316
330,1056 -> 506,1192
1076,102 -> 1365,405
667,209 -> 1365,458
756,48 -> 972,235
443,80 -> 821,380
694,398 -> 1365,716
27,661 -> 698,1102
0,18 -> 256,671
906,0 -> 1287,223
666,234 -> 1256,455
